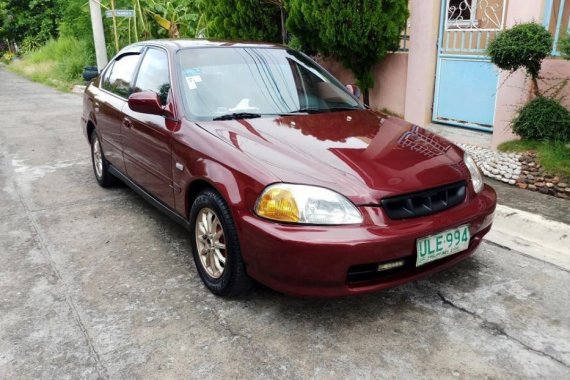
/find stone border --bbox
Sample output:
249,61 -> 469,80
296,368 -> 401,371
458,143 -> 521,185
458,143 -> 569,200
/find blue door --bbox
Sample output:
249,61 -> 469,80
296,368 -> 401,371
433,0 -> 507,131
433,57 -> 499,128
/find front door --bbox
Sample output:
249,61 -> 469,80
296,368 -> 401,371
96,50 -> 143,172
122,47 -> 175,209
433,0 -> 507,131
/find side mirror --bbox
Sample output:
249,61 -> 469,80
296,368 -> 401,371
82,66 -> 99,82
345,84 -> 362,98
128,91 -> 164,116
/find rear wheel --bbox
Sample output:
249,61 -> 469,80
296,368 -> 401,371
190,189 -> 252,297
90,131 -> 116,187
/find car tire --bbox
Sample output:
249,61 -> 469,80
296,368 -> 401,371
189,189 -> 252,297
90,130 -> 116,187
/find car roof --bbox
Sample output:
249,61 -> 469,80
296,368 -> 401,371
137,39 -> 286,51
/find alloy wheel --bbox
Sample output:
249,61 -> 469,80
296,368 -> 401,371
93,137 -> 103,178
195,208 -> 227,279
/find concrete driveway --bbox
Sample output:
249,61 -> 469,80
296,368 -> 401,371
1,69 -> 569,379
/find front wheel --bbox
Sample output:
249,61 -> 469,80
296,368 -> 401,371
189,189 -> 252,297
90,131 -> 116,187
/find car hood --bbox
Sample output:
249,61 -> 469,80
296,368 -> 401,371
196,110 -> 468,205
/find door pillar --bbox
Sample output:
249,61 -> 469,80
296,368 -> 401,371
404,0 -> 442,127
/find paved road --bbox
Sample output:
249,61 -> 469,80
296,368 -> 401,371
1,68 -> 569,379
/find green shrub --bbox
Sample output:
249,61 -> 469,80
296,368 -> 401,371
199,0 -> 283,42
488,23 -> 552,78
559,31 -> 570,60
25,37 -> 94,80
9,36 -> 94,90
512,97 -> 570,142
1,51 -> 15,64
488,23 -> 552,96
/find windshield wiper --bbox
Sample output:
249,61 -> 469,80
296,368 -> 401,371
285,107 -> 323,114
327,106 -> 361,112
212,112 -> 262,121
285,106 -> 361,115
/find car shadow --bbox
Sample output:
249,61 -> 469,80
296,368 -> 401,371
116,183 -> 485,327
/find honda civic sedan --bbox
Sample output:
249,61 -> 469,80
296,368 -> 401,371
82,40 -> 496,298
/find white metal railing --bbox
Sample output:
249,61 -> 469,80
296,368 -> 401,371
442,0 -> 507,54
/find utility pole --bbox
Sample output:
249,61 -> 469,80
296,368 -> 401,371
89,0 -> 108,71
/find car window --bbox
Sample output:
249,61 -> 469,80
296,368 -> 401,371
104,53 -> 141,98
100,61 -> 115,90
133,48 -> 171,106
177,47 -> 362,121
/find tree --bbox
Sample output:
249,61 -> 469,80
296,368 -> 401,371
141,0 -> 201,39
57,0 -> 93,41
287,0 -> 409,105
487,23 -> 553,98
0,0 -> 59,50
199,0 -> 283,43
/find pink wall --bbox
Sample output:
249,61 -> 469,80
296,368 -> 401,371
492,69 -> 528,148
491,0 -> 570,148
492,58 -> 570,148
370,54 -> 408,116
319,54 -> 409,116
541,59 -> 570,110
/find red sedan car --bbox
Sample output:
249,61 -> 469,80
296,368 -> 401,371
82,40 -> 496,298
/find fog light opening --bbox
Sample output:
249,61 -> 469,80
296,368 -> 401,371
377,260 -> 405,272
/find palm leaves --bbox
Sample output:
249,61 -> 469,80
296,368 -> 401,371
103,0 -> 201,53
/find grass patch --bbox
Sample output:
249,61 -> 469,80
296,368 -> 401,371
8,37 -> 94,92
498,139 -> 570,178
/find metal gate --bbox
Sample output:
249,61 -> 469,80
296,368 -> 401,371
433,0 -> 507,131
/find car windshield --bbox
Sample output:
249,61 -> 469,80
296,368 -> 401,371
177,47 -> 363,121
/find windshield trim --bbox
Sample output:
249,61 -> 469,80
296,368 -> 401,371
175,46 -> 364,122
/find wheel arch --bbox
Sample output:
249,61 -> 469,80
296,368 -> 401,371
86,120 -> 96,141
186,179 -> 216,212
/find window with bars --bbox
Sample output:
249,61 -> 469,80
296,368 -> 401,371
447,0 -> 478,28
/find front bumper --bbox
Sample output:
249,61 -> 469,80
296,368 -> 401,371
237,184 -> 497,297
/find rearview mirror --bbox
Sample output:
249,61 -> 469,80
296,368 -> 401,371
345,84 -> 362,98
128,91 -> 164,116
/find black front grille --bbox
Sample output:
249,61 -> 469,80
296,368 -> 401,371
381,181 -> 466,220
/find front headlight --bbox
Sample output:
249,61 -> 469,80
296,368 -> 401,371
254,183 -> 363,225
464,153 -> 484,193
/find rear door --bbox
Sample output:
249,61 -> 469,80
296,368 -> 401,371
95,48 -> 143,172
122,47 -> 176,209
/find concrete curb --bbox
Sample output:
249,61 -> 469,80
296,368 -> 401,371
72,85 -> 86,94
486,204 -> 570,271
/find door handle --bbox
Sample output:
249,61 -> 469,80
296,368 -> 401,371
122,118 -> 133,129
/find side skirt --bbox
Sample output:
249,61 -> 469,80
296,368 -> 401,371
108,166 -> 191,231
